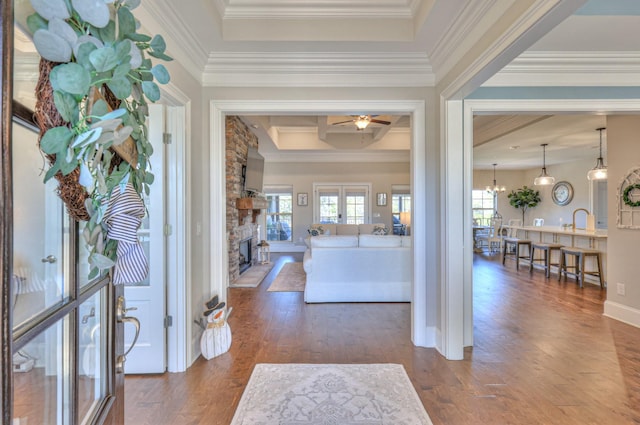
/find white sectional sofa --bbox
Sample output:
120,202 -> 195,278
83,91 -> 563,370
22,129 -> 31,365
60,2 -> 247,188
303,234 -> 411,303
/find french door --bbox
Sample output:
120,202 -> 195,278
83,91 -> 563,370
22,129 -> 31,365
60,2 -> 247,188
313,184 -> 371,224
2,5 -> 124,423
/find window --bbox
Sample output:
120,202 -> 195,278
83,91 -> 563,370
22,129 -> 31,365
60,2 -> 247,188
472,189 -> 495,226
265,186 -> 293,242
392,185 -> 411,235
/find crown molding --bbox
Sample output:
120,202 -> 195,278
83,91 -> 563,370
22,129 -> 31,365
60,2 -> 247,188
428,0 -> 497,79
203,52 -> 434,87
262,150 -> 410,163
218,0 -> 417,19
138,0 -> 210,82
484,51 -> 640,87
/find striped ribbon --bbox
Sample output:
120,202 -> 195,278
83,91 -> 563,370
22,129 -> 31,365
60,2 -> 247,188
102,183 -> 149,285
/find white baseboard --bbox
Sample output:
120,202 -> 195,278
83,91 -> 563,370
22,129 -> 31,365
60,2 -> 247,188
603,301 -> 640,328
411,325 -> 437,348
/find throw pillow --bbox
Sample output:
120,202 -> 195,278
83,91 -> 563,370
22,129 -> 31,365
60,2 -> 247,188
308,224 -> 325,236
372,225 -> 388,235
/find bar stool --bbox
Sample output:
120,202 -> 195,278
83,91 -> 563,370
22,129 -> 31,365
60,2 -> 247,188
558,247 -> 605,288
529,242 -> 563,278
502,237 -> 532,270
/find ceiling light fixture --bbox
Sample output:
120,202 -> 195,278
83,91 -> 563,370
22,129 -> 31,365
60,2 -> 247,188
587,127 -> 608,181
354,115 -> 371,130
486,163 -> 506,194
534,143 -> 555,186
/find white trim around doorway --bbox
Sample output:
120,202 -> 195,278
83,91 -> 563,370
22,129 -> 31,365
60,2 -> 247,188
209,99 -> 433,349
462,98 -> 640,344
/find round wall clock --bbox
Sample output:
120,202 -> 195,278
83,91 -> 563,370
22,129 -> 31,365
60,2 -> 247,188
551,181 -> 573,206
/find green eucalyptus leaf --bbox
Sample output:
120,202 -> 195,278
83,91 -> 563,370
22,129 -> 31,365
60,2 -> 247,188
114,39 -> 131,60
26,13 -> 48,34
126,33 -> 151,43
148,50 -> 173,62
144,171 -> 155,185
72,0 -> 110,28
141,58 -> 152,69
151,64 -> 170,84
113,63 -> 131,80
43,161 -> 61,183
149,34 -> 166,53
60,155 -> 78,175
55,63 -> 91,95
141,81 -> 160,102
97,20 -> 116,44
53,91 -> 79,123
40,126 -> 73,154
123,0 -> 141,9
47,18 -> 77,47
117,7 -> 136,39
107,75 -> 132,99
89,46 -> 119,72
33,29 -> 72,62
31,0 -> 71,21
91,99 -> 109,119
74,40 -> 98,70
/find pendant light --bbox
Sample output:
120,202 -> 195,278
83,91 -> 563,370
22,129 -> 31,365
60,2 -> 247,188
486,163 -> 506,194
587,127 -> 607,181
534,143 -> 555,186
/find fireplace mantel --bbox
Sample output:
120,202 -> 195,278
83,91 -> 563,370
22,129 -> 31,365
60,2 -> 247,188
236,197 -> 268,223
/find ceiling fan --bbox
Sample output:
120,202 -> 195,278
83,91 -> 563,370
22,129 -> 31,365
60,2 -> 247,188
331,115 -> 391,130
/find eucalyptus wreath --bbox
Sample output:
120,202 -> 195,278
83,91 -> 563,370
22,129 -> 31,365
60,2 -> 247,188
27,0 -> 172,279
623,183 -> 640,207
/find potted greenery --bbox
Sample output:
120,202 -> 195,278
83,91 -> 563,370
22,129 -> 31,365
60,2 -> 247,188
26,0 -> 171,281
507,186 -> 541,224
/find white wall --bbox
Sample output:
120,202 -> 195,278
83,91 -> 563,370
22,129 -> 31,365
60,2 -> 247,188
605,116 -> 640,326
264,161 -> 409,242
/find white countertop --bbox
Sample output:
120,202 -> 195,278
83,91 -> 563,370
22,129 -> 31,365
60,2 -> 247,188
508,225 -> 607,238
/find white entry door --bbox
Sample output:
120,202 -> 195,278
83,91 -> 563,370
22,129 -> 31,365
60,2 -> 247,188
124,104 -> 167,373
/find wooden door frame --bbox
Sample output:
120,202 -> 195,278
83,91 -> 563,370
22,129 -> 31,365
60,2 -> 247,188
1,1 -> 15,421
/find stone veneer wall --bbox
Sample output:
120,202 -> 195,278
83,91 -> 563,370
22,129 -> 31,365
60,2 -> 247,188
226,116 -> 260,284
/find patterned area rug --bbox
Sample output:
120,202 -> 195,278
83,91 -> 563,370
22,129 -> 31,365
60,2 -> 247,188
230,363 -> 434,425
267,262 -> 306,292
230,263 -> 275,288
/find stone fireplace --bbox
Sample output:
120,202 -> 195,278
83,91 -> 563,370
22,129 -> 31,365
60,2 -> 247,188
226,116 -> 262,284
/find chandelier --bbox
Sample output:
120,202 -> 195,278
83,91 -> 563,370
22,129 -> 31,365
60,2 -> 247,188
486,163 -> 506,194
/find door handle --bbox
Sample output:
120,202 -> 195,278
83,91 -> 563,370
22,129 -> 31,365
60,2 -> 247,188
116,296 -> 141,360
41,255 -> 57,263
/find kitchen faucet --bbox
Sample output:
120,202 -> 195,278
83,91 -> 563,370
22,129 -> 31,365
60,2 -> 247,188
572,208 -> 590,231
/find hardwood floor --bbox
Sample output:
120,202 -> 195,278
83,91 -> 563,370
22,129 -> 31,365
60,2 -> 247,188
124,253 -> 640,424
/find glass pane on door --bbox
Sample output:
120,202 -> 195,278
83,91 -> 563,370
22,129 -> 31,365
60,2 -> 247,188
12,123 -> 70,329
345,189 -> 366,224
78,288 -> 108,423
13,315 -> 71,425
318,188 -> 339,223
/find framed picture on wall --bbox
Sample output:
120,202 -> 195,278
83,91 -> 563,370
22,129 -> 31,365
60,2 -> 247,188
297,193 -> 308,206
376,193 -> 387,206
